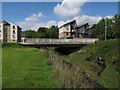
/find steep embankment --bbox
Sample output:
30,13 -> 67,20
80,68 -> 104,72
48,50 -> 104,88
47,39 -> 119,88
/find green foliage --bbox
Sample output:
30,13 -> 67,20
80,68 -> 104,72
62,39 -> 119,88
91,14 -> 120,40
2,43 -> 25,48
22,30 -> 36,38
46,26 -> 59,38
22,25 -> 59,38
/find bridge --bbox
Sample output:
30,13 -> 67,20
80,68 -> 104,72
20,38 -> 99,47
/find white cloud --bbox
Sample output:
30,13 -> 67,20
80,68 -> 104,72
74,15 -> 102,25
58,15 -> 102,27
105,15 -> 113,19
32,12 -> 44,17
58,15 -> 114,28
30,20 -> 57,30
46,20 -> 57,27
54,0 -> 89,19
31,23 -> 45,30
58,21 -> 65,27
16,12 -> 57,31
24,12 -> 44,22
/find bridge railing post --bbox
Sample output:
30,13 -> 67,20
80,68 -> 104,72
84,39 -> 85,44
23,38 -> 25,43
23,38 -> 24,43
21,37 -> 26,43
37,39 -> 38,43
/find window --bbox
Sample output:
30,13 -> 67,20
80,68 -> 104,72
5,25 -> 7,29
13,35 -> 15,38
5,35 -> 7,37
0,25 -> 1,28
0,34 -> 1,37
13,26 -> 15,29
13,30 -> 15,34
0,30 -> 1,33
66,28 -> 69,30
5,30 -> 7,33
66,33 -> 68,35
71,26 -> 73,30
13,40 -> 15,41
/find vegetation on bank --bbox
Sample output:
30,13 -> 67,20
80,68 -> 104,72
61,39 -> 119,88
2,43 -> 59,88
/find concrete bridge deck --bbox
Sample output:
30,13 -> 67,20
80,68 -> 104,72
20,38 -> 99,47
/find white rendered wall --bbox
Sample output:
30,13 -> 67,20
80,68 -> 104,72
59,24 -> 71,34
9,22 -> 18,40
0,23 -> 3,40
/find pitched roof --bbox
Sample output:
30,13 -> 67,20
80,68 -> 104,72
75,23 -> 88,29
59,20 -> 76,29
0,20 -> 22,29
0,20 -> 10,25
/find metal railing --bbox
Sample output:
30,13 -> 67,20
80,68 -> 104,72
21,38 -> 99,44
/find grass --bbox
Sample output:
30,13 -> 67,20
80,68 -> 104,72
2,43 -> 58,88
2,39 -> 119,88
61,39 -> 119,88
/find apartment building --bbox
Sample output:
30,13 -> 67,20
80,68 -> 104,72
59,20 -> 77,39
0,20 -> 21,42
75,23 -> 90,38
59,20 -> 92,39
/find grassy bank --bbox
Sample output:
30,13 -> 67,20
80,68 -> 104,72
61,39 -> 119,88
2,43 -> 58,88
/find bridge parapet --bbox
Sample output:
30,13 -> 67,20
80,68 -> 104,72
21,38 -> 99,45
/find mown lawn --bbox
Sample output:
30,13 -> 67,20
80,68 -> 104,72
2,46 -> 57,88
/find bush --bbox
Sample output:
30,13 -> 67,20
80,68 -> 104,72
2,43 -> 25,48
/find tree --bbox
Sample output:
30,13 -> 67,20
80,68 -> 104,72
91,18 -> 106,40
22,30 -> 36,38
22,25 -> 59,38
91,14 -> 120,40
46,25 -> 59,38
112,14 -> 120,38
38,27 -> 48,33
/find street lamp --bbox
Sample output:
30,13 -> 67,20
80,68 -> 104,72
105,19 -> 107,41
